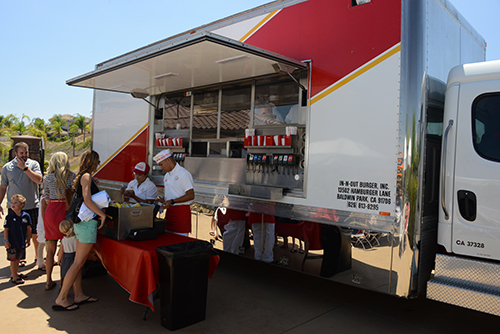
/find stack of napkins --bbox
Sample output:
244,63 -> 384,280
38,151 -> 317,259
78,190 -> 110,221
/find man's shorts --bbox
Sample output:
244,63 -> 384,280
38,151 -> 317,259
24,208 -> 39,235
74,219 -> 98,244
7,247 -> 26,261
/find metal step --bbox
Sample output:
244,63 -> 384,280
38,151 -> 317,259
427,254 -> 500,316
433,254 -> 500,285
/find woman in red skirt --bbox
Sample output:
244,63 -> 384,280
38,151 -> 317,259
43,152 -> 75,290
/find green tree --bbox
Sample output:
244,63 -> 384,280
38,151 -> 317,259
26,125 -> 48,141
12,114 -> 30,135
49,114 -> 68,139
49,114 -> 64,125
69,122 -> 80,157
1,114 -> 18,129
72,114 -> 89,141
51,121 -> 63,139
32,118 -> 47,132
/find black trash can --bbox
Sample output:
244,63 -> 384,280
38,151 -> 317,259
156,240 -> 213,331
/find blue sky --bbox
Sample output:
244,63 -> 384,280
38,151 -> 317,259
1,0 -> 499,123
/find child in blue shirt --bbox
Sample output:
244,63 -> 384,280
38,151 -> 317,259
4,194 -> 32,284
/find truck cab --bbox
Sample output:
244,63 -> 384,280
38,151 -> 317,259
439,60 -> 500,260
427,60 -> 500,315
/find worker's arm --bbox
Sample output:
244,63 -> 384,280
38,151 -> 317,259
161,189 -> 194,210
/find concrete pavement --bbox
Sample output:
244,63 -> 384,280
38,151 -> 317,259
1,198 -> 499,333
1,238 -> 500,333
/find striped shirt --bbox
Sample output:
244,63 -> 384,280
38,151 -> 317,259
43,172 -> 76,200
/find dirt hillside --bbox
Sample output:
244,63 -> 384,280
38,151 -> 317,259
45,134 -> 89,171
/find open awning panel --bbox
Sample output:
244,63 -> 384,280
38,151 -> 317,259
68,32 -> 306,96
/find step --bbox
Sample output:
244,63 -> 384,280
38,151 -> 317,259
427,254 -> 500,316
433,254 -> 500,287
427,277 -> 500,316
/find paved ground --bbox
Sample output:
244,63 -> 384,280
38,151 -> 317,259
1,202 -> 499,333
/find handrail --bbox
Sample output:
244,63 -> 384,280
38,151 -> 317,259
441,120 -> 454,220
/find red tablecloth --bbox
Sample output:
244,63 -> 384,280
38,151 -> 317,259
94,233 -> 219,311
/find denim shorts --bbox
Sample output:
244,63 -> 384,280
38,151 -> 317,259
74,219 -> 98,244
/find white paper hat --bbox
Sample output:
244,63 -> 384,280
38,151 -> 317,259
153,149 -> 172,163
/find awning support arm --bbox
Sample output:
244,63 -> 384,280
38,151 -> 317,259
272,63 -> 307,92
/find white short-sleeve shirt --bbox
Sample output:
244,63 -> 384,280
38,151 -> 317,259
126,177 -> 159,203
62,235 -> 77,253
163,163 -> 194,205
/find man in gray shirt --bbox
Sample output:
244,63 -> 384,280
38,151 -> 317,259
0,141 -> 42,264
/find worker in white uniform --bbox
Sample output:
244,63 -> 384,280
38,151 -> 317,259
121,162 -> 158,204
154,149 -> 194,236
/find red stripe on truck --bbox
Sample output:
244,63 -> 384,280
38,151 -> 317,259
244,0 -> 401,98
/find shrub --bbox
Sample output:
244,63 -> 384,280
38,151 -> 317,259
0,145 -> 10,165
82,138 -> 91,148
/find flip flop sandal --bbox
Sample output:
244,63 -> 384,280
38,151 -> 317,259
10,277 -> 25,284
52,304 -> 79,311
18,273 -> 28,279
19,261 -> 26,267
75,296 -> 98,305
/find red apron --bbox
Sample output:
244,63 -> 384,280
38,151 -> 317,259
165,205 -> 191,233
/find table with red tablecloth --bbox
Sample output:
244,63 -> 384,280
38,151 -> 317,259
94,233 -> 219,311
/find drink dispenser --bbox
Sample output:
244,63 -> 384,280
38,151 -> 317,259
245,128 -> 305,192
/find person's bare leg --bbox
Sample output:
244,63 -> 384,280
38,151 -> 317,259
54,241 -> 94,307
10,260 -> 20,280
32,234 -> 39,261
45,241 -> 57,288
73,269 -> 86,301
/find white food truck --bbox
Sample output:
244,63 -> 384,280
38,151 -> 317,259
67,0 -> 500,316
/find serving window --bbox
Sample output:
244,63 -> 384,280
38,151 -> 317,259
164,93 -> 190,131
157,69 -> 307,157
193,87 -> 219,139
254,76 -> 302,126
221,85 -> 251,138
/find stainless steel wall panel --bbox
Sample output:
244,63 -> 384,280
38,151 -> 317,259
186,157 -> 246,184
